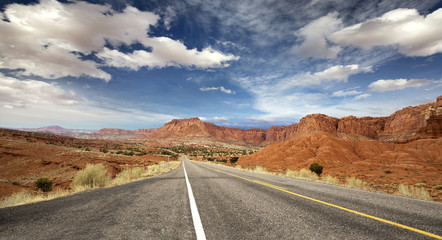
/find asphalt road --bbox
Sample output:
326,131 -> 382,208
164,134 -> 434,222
1,156 -> 441,239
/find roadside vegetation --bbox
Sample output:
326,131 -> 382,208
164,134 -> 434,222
0,161 -> 181,208
162,145 -> 258,161
200,160 -> 433,201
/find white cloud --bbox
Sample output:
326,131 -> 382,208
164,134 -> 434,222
200,116 -> 229,122
0,73 -> 83,108
282,64 -> 372,88
246,117 -> 275,123
0,0 -> 238,82
0,101 -> 177,129
0,73 -> 177,128
313,64 -> 372,82
199,86 -> 235,94
329,8 -> 442,57
234,64 -> 374,120
354,93 -> 371,100
292,12 -> 342,59
97,37 -> 239,70
332,90 -> 362,97
368,79 -> 430,92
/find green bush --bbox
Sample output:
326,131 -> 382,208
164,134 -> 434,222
230,157 -> 239,164
71,163 -> 111,189
34,178 -> 53,192
309,163 -> 323,176
99,148 -> 108,153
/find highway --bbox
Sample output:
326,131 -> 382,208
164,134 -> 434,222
1,156 -> 441,239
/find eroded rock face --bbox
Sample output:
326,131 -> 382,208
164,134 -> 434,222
297,114 -> 339,134
337,116 -> 386,139
142,96 -> 441,146
238,132 -> 442,201
146,118 -> 268,146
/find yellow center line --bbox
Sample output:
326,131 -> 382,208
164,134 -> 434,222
195,162 -> 442,240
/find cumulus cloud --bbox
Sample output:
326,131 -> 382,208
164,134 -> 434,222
98,38 -> 239,70
332,90 -> 362,97
368,78 -> 430,92
199,86 -> 235,94
0,0 -> 238,82
292,12 -> 342,59
329,8 -> 442,57
0,73 -> 83,108
282,64 -> 372,88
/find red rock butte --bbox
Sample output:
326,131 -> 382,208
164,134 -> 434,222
130,95 -> 441,146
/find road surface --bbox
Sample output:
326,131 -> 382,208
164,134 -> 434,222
1,156 -> 441,239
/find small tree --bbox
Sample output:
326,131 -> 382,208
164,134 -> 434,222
309,163 -> 323,176
34,178 -> 53,192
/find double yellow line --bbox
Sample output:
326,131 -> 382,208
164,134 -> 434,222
197,163 -> 442,239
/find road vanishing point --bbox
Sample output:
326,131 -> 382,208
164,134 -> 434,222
1,156 -> 441,239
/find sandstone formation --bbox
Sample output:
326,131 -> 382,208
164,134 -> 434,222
238,132 -> 442,200
145,118 -> 267,146
143,96 -> 441,146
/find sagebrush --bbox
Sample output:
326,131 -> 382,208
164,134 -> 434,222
71,163 -> 111,190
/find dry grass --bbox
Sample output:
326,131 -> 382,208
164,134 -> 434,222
71,163 -> 111,190
0,189 -> 71,208
254,165 -> 269,173
345,177 -> 369,190
299,169 -> 318,181
398,183 -> 431,201
1,161 -> 181,208
285,169 -> 299,178
320,175 -> 340,185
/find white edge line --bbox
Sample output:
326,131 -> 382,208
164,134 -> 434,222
183,159 -> 206,240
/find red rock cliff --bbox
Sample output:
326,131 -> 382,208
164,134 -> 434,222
144,96 -> 442,146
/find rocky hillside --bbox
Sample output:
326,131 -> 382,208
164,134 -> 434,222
143,96 -> 441,146
237,132 -> 442,201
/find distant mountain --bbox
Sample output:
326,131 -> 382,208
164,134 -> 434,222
13,95 -> 441,146
16,126 -> 95,137
142,95 -> 441,146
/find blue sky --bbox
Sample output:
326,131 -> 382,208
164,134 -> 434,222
1,0 -> 441,130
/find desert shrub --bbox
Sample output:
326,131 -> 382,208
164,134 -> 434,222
285,169 -> 299,178
299,169 -> 318,181
254,166 -> 268,173
158,161 -> 168,169
235,165 -> 243,170
309,163 -> 323,176
71,163 -> 111,189
384,170 -> 392,174
398,184 -> 431,201
113,167 -> 145,185
34,178 -> 53,192
99,148 -> 108,153
321,175 -> 339,185
1,192 -> 34,208
230,157 -> 239,164
345,177 -> 367,190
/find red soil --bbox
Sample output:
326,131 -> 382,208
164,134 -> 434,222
239,133 -> 442,201
0,129 -> 171,199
